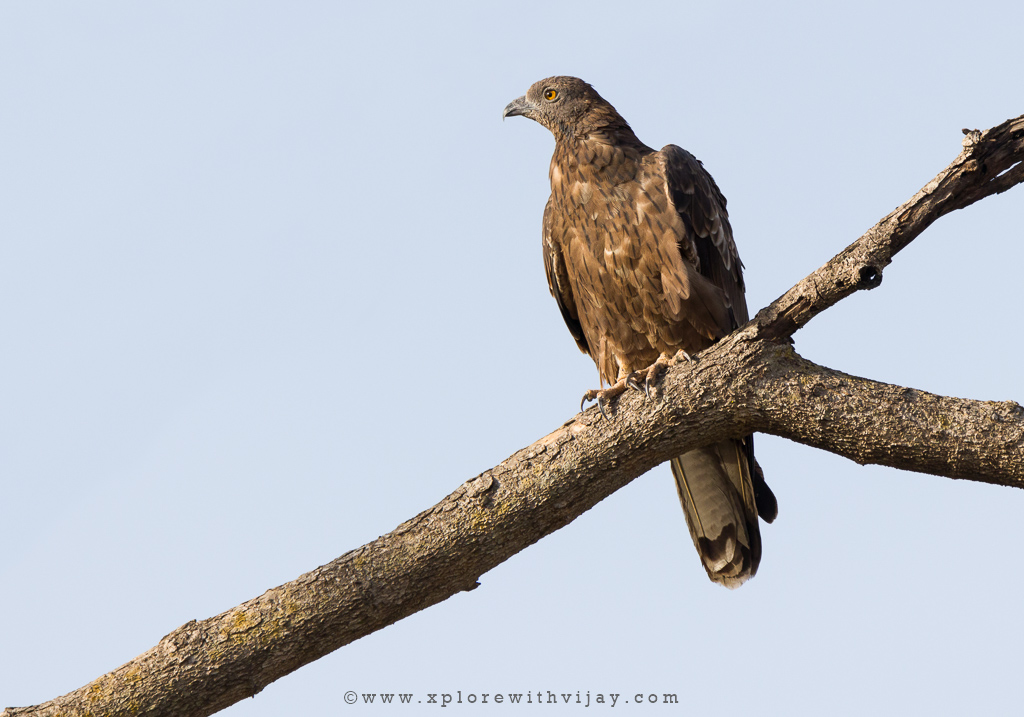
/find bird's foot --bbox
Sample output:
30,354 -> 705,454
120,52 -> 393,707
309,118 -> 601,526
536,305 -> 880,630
582,350 -> 691,417
625,369 -> 652,399
580,380 -> 630,420
625,353 -> 675,400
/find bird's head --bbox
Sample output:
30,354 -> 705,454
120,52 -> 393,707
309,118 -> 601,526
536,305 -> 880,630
503,76 -> 622,142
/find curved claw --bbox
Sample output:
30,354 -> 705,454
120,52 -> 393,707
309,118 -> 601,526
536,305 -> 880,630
581,390 -> 613,420
581,378 -> 632,420
626,373 -> 644,394
627,371 -> 655,400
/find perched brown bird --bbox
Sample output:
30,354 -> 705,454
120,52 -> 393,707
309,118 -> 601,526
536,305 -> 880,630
504,76 -> 777,588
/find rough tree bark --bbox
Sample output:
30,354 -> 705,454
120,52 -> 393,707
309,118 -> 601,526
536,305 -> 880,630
5,115 -> 1023,717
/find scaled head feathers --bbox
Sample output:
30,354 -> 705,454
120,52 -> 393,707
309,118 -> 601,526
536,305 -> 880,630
503,76 -> 627,142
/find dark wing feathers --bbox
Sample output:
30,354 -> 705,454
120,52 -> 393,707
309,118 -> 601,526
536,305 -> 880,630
542,197 -> 589,355
658,144 -> 748,328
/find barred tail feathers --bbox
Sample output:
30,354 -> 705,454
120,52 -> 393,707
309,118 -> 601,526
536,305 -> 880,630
670,438 -> 762,589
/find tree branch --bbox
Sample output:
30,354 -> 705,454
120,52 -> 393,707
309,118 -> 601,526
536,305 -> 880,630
746,343 -> 1024,487
6,113 -> 1023,717
754,114 -> 1024,340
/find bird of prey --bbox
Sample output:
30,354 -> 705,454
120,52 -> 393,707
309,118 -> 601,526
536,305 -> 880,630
503,76 -> 777,588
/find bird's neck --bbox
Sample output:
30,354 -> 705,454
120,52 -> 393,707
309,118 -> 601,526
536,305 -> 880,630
583,121 -> 646,149
550,128 -> 649,189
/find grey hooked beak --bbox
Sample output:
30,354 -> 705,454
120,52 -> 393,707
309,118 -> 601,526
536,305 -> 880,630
502,95 -> 537,120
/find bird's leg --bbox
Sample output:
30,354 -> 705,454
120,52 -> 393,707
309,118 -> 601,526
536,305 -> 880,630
580,378 -> 631,420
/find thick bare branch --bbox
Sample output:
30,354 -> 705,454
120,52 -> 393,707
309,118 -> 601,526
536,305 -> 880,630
755,114 -> 1024,340
743,341 -> 1024,486
6,337 -> 1021,717
5,115 -> 1023,717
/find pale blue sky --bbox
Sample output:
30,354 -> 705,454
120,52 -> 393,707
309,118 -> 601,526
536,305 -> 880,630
2,2 -> 1022,715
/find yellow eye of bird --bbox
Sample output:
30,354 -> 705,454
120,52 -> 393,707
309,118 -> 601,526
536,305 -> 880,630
544,89 -> 558,101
